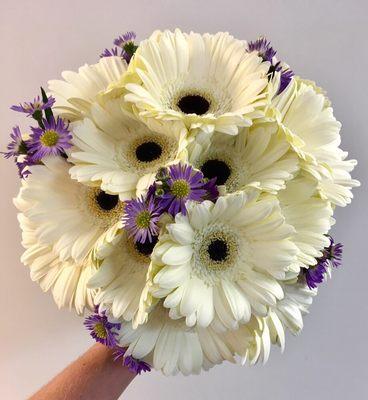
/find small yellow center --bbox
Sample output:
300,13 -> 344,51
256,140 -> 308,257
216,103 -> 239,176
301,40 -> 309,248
135,210 -> 151,229
93,322 -> 107,339
171,179 -> 190,199
40,130 -> 59,147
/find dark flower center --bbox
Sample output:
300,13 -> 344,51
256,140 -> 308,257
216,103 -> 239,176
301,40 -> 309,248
96,191 -> 119,211
177,95 -> 210,115
135,236 -> 158,256
201,159 -> 231,185
207,239 -> 228,262
136,141 -> 162,162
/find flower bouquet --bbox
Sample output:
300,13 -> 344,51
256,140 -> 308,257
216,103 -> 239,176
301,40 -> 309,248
4,30 -> 359,375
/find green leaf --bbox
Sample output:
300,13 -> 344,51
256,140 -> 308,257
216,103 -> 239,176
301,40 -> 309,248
41,86 -> 54,123
123,42 -> 138,58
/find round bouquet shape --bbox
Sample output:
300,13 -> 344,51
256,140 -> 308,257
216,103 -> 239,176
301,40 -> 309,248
5,29 -> 359,376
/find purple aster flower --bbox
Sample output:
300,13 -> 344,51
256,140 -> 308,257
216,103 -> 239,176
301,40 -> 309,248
100,47 -> 121,58
268,61 -> 294,95
123,195 -> 161,243
100,32 -> 137,63
275,65 -> 294,95
124,355 -> 151,374
324,236 -> 343,269
114,31 -> 136,47
113,31 -> 137,63
146,183 -> 158,201
11,95 -> 55,117
84,307 -> 121,348
113,347 -> 151,375
247,37 -> 276,63
28,116 -> 72,161
1,126 -> 36,179
203,177 -> 219,202
158,163 -> 208,217
303,236 -> 343,289
247,37 -> 294,95
1,126 -> 28,159
304,259 -> 328,289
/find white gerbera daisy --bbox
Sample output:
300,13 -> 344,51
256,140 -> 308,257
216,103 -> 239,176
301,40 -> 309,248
122,29 -> 270,136
69,99 -> 188,200
16,213 -> 96,314
223,316 -> 273,365
48,56 -> 127,121
14,157 -> 124,264
316,148 -> 359,207
118,302 -> 237,375
126,281 -> 315,375
272,78 -> 359,206
278,175 -> 334,270
189,121 -> 298,194
224,280 -> 316,365
273,281 -> 316,335
143,191 -> 298,329
87,231 -> 155,321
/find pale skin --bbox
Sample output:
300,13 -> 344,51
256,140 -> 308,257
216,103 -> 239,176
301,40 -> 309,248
29,343 -> 136,400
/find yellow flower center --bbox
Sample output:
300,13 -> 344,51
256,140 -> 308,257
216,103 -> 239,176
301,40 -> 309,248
40,129 -> 59,147
135,210 -> 151,229
93,322 -> 107,339
171,179 -> 190,199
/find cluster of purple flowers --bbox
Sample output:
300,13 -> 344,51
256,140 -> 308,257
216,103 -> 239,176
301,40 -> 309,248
303,236 -> 343,289
2,88 -> 72,178
247,37 -> 294,94
100,31 -> 138,63
84,306 -> 151,374
123,163 -> 219,245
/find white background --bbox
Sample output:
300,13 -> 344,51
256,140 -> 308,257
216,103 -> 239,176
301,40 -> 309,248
0,0 -> 367,399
